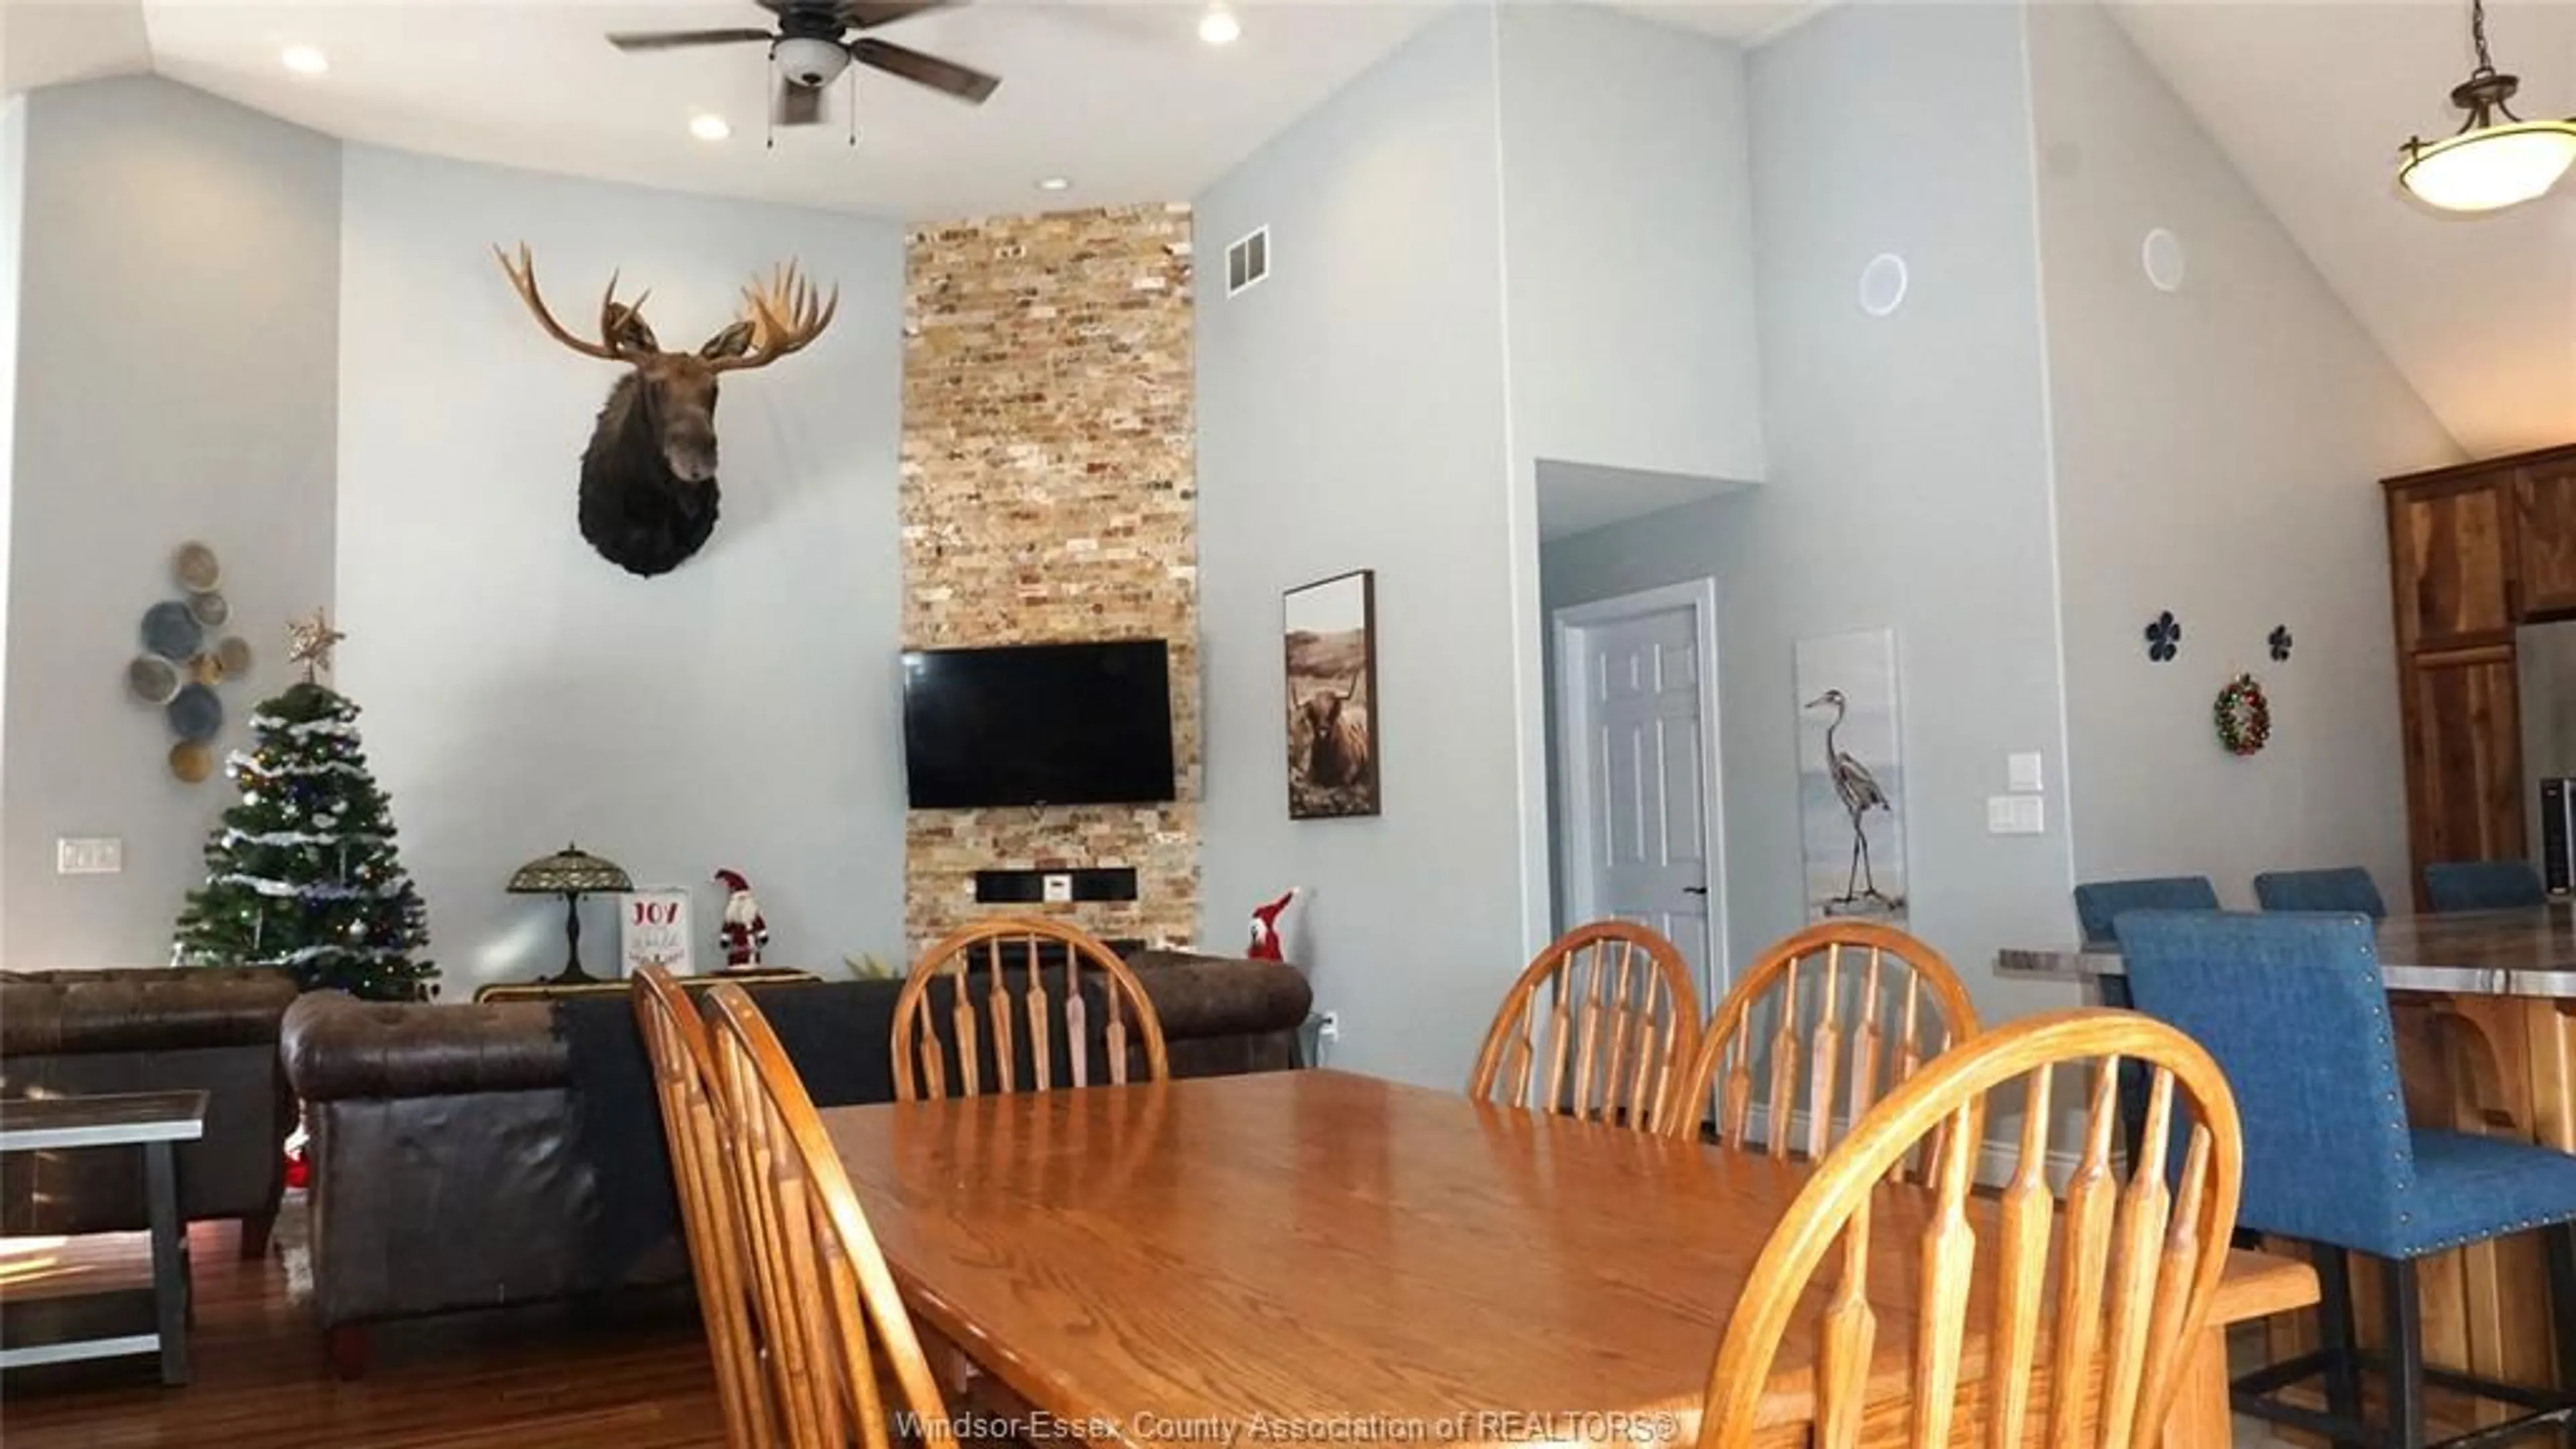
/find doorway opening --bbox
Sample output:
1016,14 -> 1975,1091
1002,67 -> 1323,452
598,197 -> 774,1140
1547,578 -> 1729,1009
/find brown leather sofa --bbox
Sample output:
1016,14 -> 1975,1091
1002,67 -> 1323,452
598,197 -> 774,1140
281,951 -> 1311,1375
0,967 -> 300,1258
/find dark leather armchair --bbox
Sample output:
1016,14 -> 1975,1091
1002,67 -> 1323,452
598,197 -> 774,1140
0,967 -> 300,1258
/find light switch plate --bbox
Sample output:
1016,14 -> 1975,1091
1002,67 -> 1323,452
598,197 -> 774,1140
1986,796 -> 2045,835
1041,873 -> 1073,904
2007,751 -> 2045,794
57,837 -> 123,875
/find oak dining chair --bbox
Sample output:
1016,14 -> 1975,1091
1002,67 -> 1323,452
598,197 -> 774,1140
702,984 -> 955,1449
632,967 -> 777,1449
1661,921 -> 1978,1168
892,916 -> 1169,1101
1695,1008 -> 2245,1449
1468,920 -> 1703,1134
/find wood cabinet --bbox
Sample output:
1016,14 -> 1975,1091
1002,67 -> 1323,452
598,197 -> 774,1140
2389,478 -> 2514,649
2402,645 -> 2524,867
2384,443 -> 2576,904
2514,458 -> 2576,616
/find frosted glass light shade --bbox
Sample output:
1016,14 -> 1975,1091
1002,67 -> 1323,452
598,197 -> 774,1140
2400,119 -> 2576,211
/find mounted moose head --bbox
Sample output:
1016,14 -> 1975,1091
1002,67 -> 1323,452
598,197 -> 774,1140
493,243 -> 838,577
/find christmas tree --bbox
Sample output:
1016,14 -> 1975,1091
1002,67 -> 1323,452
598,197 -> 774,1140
172,615 -> 435,1000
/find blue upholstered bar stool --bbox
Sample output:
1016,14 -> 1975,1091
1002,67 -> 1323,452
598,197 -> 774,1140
2254,867 -> 2390,918
2071,877 -> 2222,1167
2119,911 -> 2576,1449
2072,874 -> 2221,948
2424,860 -> 2548,913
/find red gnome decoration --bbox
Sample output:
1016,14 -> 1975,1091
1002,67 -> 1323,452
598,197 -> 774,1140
712,868 -> 768,969
1246,888 -> 1300,962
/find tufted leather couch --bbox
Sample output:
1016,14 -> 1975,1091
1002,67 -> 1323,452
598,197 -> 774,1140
0,967 -> 301,1258
281,951 -> 1311,1374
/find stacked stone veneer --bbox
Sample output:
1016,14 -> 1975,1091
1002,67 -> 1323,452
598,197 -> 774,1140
900,204 -> 1198,955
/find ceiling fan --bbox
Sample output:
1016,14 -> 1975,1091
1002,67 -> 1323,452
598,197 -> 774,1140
608,1 -> 1000,127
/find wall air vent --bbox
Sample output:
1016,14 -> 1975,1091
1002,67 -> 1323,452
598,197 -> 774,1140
1226,227 -> 1269,297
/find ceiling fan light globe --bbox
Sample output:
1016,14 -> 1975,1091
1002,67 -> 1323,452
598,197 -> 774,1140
2398,118 -> 2576,211
773,36 -> 851,89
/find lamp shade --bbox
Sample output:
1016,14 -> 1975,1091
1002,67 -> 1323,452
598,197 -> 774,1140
508,844 -> 631,896
2400,118 -> 2576,211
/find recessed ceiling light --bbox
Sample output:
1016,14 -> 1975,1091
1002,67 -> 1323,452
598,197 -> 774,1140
1198,7 -> 1242,46
690,113 -> 733,142
280,45 -> 328,76
1036,176 -> 1072,193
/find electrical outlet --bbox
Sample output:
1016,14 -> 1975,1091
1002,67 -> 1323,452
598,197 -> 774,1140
1041,873 -> 1073,904
1316,1010 -> 1340,1042
56,837 -> 123,875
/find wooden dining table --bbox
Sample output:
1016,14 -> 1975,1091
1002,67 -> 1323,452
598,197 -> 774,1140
823,1069 -> 2316,1449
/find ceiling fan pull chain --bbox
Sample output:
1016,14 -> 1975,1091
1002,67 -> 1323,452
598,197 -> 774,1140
849,63 -> 860,148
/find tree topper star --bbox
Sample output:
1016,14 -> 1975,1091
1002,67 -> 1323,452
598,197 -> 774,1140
287,608 -> 346,684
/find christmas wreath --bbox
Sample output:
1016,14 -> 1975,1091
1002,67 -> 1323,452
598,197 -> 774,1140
2214,673 -> 2271,757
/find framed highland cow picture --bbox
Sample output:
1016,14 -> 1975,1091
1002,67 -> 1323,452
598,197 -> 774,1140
1285,570 -> 1381,820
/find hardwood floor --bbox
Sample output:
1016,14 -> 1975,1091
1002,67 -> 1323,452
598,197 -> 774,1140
0,1198 -> 728,1448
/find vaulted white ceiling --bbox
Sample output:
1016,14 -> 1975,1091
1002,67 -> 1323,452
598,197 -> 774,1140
11,1 -> 1463,221
2110,1 -> 2575,459
5,1 -> 2566,459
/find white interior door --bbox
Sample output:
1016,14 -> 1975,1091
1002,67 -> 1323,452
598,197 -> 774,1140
1558,582 -> 1725,1006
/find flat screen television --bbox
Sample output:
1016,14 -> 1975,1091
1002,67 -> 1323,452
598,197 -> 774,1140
901,641 -> 1176,808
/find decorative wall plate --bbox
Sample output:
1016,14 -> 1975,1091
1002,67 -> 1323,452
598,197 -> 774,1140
190,653 -> 225,686
142,600 -> 204,660
215,636 -> 254,675
127,653 -> 181,705
167,683 -> 223,743
173,541 -> 221,593
188,591 -> 229,627
168,741 -> 213,784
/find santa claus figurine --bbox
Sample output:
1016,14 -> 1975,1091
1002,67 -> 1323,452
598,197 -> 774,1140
712,868 -> 768,969
1246,888 -> 1301,963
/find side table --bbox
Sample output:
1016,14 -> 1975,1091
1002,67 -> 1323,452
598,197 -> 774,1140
0,1089 -> 207,1385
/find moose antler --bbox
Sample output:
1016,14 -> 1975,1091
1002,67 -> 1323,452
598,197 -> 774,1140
709,261 -> 840,373
491,242 -> 657,362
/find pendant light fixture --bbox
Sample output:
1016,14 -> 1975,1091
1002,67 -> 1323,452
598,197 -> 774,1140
2398,0 -> 2576,213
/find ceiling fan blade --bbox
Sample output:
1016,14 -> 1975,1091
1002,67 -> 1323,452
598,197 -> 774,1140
608,28 -> 775,52
850,37 -> 999,103
773,78 -> 827,127
840,1 -> 953,30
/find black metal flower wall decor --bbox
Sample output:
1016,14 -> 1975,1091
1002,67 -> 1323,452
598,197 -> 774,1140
2269,626 -> 2294,662
2144,611 -> 2182,663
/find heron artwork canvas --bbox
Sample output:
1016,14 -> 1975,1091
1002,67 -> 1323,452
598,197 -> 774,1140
1794,628 -> 1909,922
1285,570 -> 1381,820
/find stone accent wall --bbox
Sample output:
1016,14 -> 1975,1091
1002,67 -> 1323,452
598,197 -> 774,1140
900,204 -> 1197,955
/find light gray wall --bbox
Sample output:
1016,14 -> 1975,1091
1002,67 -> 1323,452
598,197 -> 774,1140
1716,2 -> 2076,1015
1492,4 -> 1768,965
1194,10 -> 1524,1089
336,145 -> 906,990
2027,2 -> 2461,909
0,97 -> 22,945
1,76 -> 339,968
1495,3 -> 1765,487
